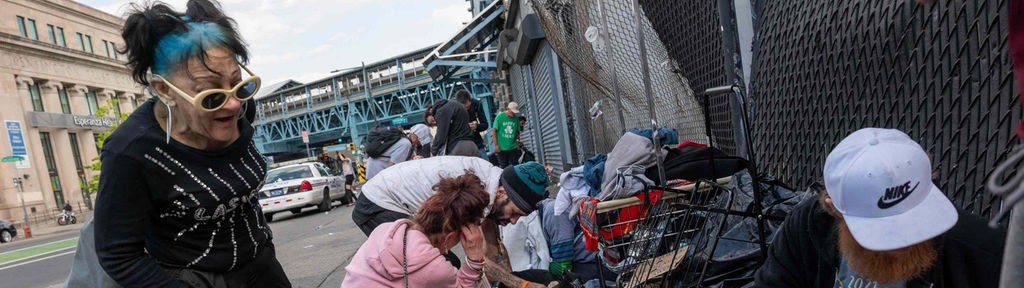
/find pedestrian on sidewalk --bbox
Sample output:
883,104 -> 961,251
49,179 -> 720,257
90,1 -> 290,287
339,153 -> 356,206
455,90 -> 490,159
343,173 -> 489,288
431,91 -> 478,156
409,120 -> 434,159
365,126 -> 413,181
492,102 -> 523,168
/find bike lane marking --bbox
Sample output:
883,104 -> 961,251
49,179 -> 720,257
0,249 -> 76,272
0,237 -> 78,266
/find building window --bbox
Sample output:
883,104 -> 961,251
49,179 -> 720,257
85,35 -> 94,54
39,132 -> 65,208
85,91 -> 99,115
26,18 -> 38,40
29,83 -> 44,112
103,40 -> 110,58
112,99 -> 122,118
77,33 -> 85,52
132,97 -> 140,109
17,16 -> 27,38
58,87 -> 71,114
69,133 -> 84,171
56,27 -> 66,47
109,41 -> 119,60
47,24 -> 56,45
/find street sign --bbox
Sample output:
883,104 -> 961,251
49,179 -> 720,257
1,155 -> 24,162
391,117 -> 408,125
5,120 -> 30,168
301,130 -> 310,144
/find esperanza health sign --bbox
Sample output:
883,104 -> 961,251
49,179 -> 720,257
5,120 -> 31,169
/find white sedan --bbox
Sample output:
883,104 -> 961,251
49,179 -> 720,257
258,162 -> 353,222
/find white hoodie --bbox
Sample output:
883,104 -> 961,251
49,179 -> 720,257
361,156 -> 502,216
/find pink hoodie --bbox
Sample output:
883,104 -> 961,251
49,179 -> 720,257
342,220 -> 484,288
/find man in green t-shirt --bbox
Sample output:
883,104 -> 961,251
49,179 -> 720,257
492,101 -> 523,168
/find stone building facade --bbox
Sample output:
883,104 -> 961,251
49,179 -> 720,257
1,0 -> 142,221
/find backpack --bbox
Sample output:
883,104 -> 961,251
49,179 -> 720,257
365,126 -> 406,158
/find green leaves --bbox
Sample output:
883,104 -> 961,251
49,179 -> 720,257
85,99 -> 130,198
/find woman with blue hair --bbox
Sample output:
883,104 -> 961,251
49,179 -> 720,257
91,1 -> 291,287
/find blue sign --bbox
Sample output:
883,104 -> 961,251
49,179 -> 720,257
391,117 -> 408,125
5,120 -> 31,169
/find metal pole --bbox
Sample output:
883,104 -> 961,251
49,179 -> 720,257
631,0 -> 666,185
1001,202 -> 1024,287
362,62 -> 380,127
598,0 -> 627,132
15,176 -> 30,237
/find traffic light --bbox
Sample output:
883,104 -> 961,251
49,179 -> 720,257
348,143 -> 355,152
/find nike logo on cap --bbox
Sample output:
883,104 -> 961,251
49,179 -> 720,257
877,181 -> 920,209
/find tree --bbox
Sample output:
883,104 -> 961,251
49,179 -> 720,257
84,99 -> 129,209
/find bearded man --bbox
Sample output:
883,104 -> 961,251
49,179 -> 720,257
754,128 -> 1005,288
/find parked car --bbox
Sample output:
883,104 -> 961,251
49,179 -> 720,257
0,220 -> 17,243
258,162 -> 353,222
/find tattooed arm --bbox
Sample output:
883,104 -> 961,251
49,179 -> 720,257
482,219 -> 547,288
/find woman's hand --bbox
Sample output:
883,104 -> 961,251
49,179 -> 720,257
459,224 -> 485,261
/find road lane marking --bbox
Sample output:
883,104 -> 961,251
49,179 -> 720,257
0,246 -> 76,267
0,237 -> 78,256
0,250 -> 76,272
0,238 -> 78,266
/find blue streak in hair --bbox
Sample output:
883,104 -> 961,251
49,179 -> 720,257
152,21 -> 228,76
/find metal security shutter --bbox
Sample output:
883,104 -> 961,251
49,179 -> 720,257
509,65 -> 537,154
530,43 -> 573,174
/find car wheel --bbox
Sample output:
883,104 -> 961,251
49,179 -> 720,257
1,230 -> 12,243
290,208 -> 302,214
264,213 -> 275,223
318,189 -> 332,212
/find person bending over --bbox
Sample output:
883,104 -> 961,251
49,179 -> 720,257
92,1 -> 290,287
754,128 -> 1005,288
343,173 -> 489,287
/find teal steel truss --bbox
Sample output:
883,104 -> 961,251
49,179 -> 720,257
253,46 -> 481,154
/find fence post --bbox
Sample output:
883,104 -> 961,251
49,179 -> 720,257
631,0 -> 666,185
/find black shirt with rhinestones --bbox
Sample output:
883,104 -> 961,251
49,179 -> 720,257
94,98 -> 272,287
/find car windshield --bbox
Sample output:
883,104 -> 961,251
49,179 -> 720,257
265,166 -> 313,182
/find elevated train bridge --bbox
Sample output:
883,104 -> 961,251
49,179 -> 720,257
253,1 -> 503,157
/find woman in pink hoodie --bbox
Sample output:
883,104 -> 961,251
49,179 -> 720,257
342,172 -> 489,287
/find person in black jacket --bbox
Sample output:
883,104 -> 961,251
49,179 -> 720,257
91,1 -> 290,287
455,90 -> 490,159
754,128 -> 1005,288
431,95 -> 477,156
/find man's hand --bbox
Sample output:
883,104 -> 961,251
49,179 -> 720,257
460,224 -> 485,261
469,122 -> 479,130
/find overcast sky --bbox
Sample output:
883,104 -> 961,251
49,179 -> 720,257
79,0 -> 472,85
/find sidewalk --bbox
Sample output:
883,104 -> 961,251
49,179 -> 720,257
18,212 -> 89,242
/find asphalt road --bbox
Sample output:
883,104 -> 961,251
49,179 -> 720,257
0,201 -> 367,288
0,231 -> 80,288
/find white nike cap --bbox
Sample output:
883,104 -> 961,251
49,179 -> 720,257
823,128 -> 958,251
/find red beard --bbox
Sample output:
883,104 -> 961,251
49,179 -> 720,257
835,217 -> 938,284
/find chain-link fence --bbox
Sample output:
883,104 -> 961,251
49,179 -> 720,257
523,0 -> 707,157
